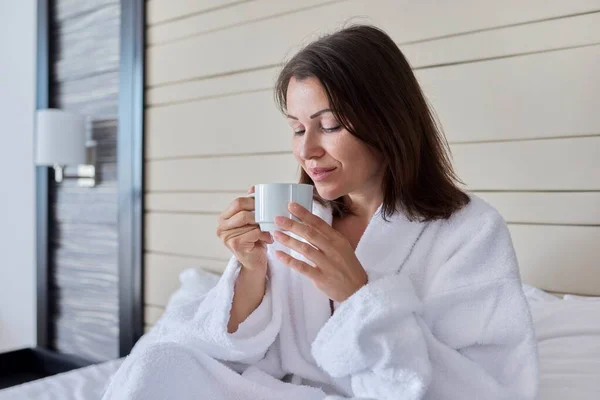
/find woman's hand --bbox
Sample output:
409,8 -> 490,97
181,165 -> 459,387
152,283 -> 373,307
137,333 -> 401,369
217,187 -> 275,333
216,187 -> 274,273
272,202 -> 368,303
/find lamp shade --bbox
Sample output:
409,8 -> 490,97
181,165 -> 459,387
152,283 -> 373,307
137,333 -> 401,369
35,109 -> 87,166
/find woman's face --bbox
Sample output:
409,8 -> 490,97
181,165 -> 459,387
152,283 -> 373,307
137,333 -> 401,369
286,77 -> 384,201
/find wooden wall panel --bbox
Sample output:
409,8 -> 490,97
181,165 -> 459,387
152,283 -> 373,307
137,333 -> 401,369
146,138 -> 600,192
146,46 -> 600,159
146,0 -> 600,86
146,153 -> 298,192
475,193 -> 600,226
147,0 -> 342,45
145,253 -> 225,307
146,66 -> 279,106
146,0 -> 247,25
143,1 -> 600,325
452,137 -> 600,191
146,90 -> 290,159
144,215 -> 600,298
145,213 -> 229,259
145,192 -> 238,214
147,192 -> 600,226
510,225 -> 600,296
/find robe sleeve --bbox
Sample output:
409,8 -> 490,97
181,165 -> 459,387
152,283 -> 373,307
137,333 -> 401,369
311,209 -> 539,400
191,256 -> 282,365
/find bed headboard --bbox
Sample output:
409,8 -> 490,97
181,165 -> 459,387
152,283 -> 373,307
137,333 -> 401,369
142,1 -> 600,329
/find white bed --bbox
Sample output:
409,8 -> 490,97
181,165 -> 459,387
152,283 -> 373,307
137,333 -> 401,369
0,358 -> 123,400
1,269 -> 599,400
523,285 -> 600,399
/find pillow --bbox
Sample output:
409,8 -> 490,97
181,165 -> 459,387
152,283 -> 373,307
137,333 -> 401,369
165,267 -> 221,312
523,285 -> 600,400
562,294 -> 600,302
522,283 -> 561,303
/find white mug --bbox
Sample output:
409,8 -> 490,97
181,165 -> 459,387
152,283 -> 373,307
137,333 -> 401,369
250,183 -> 314,232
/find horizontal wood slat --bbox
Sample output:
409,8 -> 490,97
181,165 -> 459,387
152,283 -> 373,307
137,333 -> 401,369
146,67 -> 279,106
148,0 -> 341,45
147,0 -> 247,25
146,192 -> 240,213
145,191 -> 600,226
146,153 -> 298,192
145,252 -> 226,306
143,219 -> 600,300
145,213 -> 230,259
146,90 -> 290,159
400,12 -> 600,69
146,0 -> 600,86
146,46 -> 600,159
452,137 -> 600,191
475,192 -> 600,226
510,224 -> 600,296
146,137 -> 600,192
420,45 -> 600,144
144,305 -> 164,325
147,12 -> 600,106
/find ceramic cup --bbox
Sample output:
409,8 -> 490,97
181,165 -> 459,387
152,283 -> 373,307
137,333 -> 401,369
249,183 -> 314,232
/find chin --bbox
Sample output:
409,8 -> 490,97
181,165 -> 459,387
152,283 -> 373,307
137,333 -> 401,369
314,184 -> 344,201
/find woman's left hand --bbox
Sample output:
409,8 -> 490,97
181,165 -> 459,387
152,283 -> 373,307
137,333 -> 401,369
272,202 -> 368,303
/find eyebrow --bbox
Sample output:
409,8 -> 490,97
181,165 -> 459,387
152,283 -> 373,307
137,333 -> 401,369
286,108 -> 332,120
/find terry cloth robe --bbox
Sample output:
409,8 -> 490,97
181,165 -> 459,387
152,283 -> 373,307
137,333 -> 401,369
102,194 -> 539,400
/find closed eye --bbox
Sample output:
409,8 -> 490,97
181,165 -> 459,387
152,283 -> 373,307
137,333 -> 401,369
323,125 -> 341,133
294,125 -> 341,135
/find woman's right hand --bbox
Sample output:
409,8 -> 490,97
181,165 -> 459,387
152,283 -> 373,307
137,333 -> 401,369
216,187 -> 274,272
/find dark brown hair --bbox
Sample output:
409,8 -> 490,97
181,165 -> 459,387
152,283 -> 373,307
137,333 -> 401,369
275,24 -> 470,222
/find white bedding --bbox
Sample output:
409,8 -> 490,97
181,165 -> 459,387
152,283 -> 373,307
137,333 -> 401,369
1,275 -> 597,399
0,358 -> 123,400
522,284 -> 600,400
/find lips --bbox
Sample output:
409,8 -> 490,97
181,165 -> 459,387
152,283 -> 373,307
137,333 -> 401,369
310,167 -> 335,174
308,167 -> 336,182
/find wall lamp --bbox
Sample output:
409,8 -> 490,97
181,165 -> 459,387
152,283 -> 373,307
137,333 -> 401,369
35,109 -> 97,187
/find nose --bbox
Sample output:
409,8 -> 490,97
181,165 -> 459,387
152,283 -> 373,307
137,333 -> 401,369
298,129 -> 325,160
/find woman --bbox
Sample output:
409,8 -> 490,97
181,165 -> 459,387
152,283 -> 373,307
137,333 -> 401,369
104,25 -> 538,400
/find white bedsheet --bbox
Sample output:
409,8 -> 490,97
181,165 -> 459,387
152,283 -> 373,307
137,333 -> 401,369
2,280 -> 596,399
0,358 -> 123,400
0,268 -> 220,400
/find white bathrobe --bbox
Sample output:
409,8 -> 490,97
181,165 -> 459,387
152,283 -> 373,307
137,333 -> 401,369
103,194 -> 539,400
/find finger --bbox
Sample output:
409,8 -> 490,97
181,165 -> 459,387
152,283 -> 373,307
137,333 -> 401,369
220,196 -> 255,220
273,215 -> 330,252
272,230 -> 327,266
227,226 -> 272,245
247,186 -> 255,194
219,210 -> 256,231
220,224 -> 257,243
224,226 -> 266,252
259,231 -> 274,244
275,250 -> 321,281
288,202 -> 338,240
243,229 -> 274,248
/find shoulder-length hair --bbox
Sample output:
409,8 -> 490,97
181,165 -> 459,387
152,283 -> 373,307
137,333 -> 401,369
275,24 -> 470,222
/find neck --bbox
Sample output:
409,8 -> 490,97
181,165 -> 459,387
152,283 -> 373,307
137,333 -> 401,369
344,167 -> 385,220
343,183 -> 384,220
